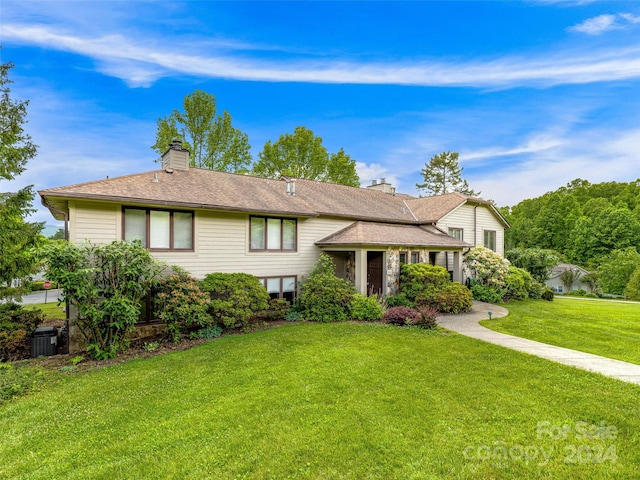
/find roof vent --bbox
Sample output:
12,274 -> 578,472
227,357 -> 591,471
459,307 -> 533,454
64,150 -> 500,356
152,173 -> 159,183
165,167 -> 174,174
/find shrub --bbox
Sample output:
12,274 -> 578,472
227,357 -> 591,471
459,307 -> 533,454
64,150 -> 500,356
284,310 -> 303,322
564,289 -> 587,297
400,264 -> 450,303
0,303 -> 44,362
625,267 -> 640,301
382,306 -> 421,326
197,325 -> 223,339
504,266 -> 533,301
297,254 -> 355,322
350,293 -> 384,322
43,240 -> 163,359
434,282 -> 473,313
464,247 -> 510,289
154,268 -> 211,342
416,305 -> 439,329
385,293 -> 413,308
254,298 -> 291,322
200,272 -> 270,330
527,281 -> 546,300
471,284 -> 504,304
541,288 -> 554,301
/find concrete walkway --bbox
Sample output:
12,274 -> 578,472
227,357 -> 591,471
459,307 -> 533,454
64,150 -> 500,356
437,301 -> 640,386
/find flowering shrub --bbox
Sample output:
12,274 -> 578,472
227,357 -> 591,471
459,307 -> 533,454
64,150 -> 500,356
464,247 -> 510,289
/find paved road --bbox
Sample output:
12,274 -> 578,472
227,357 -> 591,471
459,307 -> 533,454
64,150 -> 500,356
17,289 -> 64,305
438,301 -> 640,386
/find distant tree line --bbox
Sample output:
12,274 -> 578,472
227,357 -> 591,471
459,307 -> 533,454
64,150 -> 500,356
501,179 -> 640,298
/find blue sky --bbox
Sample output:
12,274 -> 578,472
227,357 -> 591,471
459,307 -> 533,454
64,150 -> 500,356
2,0 -> 640,225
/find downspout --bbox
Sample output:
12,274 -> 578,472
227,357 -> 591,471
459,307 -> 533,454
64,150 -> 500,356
474,205 -> 478,247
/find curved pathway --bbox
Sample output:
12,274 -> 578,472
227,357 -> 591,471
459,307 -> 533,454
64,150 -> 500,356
437,301 -> 640,386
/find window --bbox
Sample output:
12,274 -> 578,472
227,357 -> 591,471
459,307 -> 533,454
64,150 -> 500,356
261,276 -> 297,302
250,217 -> 297,251
484,230 -> 496,251
411,251 -> 420,264
399,252 -> 408,264
123,207 -> 193,251
448,228 -> 463,241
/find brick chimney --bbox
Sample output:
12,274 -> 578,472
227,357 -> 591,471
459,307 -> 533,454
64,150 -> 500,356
161,140 -> 190,170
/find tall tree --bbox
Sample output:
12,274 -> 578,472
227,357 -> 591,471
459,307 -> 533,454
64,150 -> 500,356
0,59 -> 43,301
252,126 -> 360,187
416,151 -> 479,196
151,90 -> 252,173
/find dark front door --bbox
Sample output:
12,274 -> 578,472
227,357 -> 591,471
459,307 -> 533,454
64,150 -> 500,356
367,251 -> 384,296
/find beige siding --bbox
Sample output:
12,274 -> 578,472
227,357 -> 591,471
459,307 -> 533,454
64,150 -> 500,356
438,203 -> 506,256
70,202 -> 354,280
69,201 -> 119,244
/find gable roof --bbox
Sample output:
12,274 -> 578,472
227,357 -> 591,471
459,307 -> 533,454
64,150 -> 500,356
39,167 -> 508,227
316,221 -> 470,248
548,263 -> 591,279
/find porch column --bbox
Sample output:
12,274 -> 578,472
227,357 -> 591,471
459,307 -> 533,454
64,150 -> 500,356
354,249 -> 368,295
452,251 -> 461,283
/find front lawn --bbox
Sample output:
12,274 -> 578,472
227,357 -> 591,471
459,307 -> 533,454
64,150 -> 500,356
24,302 -> 66,320
1,322 -> 639,479
481,298 -> 640,365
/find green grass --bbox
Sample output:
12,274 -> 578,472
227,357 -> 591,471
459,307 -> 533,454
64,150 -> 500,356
481,297 -> 640,365
24,302 -> 66,320
1,323 -> 639,479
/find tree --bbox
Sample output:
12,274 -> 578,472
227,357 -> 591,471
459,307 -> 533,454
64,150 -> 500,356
624,267 -> 640,301
49,228 -> 65,240
506,248 -> 559,283
416,151 -> 479,196
597,247 -> 640,296
559,268 -> 581,293
151,90 -> 252,173
0,59 -> 42,301
252,126 -> 360,187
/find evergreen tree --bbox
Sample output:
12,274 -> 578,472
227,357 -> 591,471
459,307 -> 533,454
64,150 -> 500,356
416,151 -> 479,197
0,59 -> 43,301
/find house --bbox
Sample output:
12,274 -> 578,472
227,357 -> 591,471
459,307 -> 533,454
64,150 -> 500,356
39,142 -> 509,309
546,264 -> 592,294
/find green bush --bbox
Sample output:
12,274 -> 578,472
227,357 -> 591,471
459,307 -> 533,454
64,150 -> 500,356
0,303 -> 44,362
400,264 -> 450,303
200,273 -> 270,330
541,288 -> 554,301
471,284 -> 504,304
253,298 -> 291,323
350,293 -> 384,321
297,254 -> 356,322
154,268 -> 211,343
0,363 -> 46,405
197,325 -> 223,339
504,266 -> 533,301
564,289 -> 588,297
43,240 -> 163,359
382,306 -> 421,326
527,281 -> 546,300
434,282 -> 473,313
385,293 -> 413,308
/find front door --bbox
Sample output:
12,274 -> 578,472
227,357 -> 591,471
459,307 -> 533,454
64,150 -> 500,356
367,251 -> 384,296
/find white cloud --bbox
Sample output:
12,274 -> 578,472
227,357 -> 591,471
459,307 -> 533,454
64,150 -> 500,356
4,23 -> 640,88
570,13 -> 640,35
